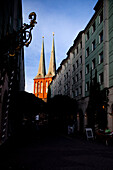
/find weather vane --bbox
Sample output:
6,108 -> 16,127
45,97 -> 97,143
9,12 -> 37,56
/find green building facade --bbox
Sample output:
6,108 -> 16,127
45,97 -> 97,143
50,0 -> 113,131
109,0 -> 113,87
85,3 -> 104,97
84,0 -> 113,130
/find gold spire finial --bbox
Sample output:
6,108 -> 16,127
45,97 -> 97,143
52,32 -> 54,36
42,36 -> 44,38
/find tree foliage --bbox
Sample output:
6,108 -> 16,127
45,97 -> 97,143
47,95 -> 78,133
8,91 -> 46,136
87,70 -> 109,130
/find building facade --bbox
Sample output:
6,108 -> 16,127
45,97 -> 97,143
34,34 -> 56,102
50,0 -> 113,131
0,0 -> 25,144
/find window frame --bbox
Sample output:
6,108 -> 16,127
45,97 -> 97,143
86,31 -> 89,41
99,51 -> 103,64
86,47 -> 89,57
99,31 -> 103,44
92,40 -> 96,51
92,58 -> 96,70
92,22 -> 96,33
86,64 -> 89,74
99,72 -> 104,85
99,11 -> 103,24
86,82 -> 89,92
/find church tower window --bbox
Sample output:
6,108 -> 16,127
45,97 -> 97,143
41,82 -> 43,93
38,82 -> 40,92
35,82 -> 37,93
46,81 -> 48,93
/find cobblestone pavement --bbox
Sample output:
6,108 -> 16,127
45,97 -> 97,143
1,134 -> 113,170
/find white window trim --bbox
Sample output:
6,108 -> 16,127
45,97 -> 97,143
92,40 -> 95,51
86,48 -> 89,57
86,65 -> 89,74
86,83 -> 88,92
41,82 -> 43,93
99,31 -> 103,44
99,73 -> 103,85
99,52 -> 103,64
38,82 -> 40,92
92,59 -> 95,70
86,82 -> 89,92
99,54 -> 101,64
35,83 -> 37,93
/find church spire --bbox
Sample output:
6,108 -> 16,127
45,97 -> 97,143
34,36 -> 46,79
46,32 -> 56,77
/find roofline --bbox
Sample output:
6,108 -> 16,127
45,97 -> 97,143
84,0 -> 103,32
53,0 -> 103,81
94,0 -> 103,11
67,30 -> 84,55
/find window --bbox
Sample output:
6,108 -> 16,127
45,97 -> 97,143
65,63 -> 67,68
76,74 -> 79,82
86,64 -> 89,74
66,72 -> 68,78
86,82 -> 89,92
99,52 -> 103,64
72,77 -> 75,84
92,77 -> 95,84
66,84 -> 68,91
73,51 -> 75,58
35,83 -> 37,93
86,47 -> 89,57
76,46 -> 78,54
92,22 -> 96,33
99,31 -> 103,44
92,40 -> 96,51
72,91 -> 75,98
99,72 -> 103,85
38,82 -> 40,92
80,71 -> 82,79
80,41 -> 82,49
79,86 -> 82,95
64,85 -> 66,92
92,58 -> 96,70
80,55 -> 82,64
99,11 -> 103,24
64,75 -> 66,80
73,64 -> 75,71
41,82 -> 43,93
76,60 -> 78,68
46,81 -> 48,93
86,31 -> 89,41
75,88 -> 79,97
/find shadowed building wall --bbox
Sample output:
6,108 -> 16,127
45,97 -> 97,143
0,0 -> 25,144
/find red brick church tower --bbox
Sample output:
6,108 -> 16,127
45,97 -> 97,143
33,33 -> 56,102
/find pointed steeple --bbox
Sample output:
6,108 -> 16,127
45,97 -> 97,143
34,37 -> 46,79
46,32 -> 56,77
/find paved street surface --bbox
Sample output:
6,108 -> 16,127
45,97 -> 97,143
1,133 -> 113,170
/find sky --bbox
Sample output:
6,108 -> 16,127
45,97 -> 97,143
22,0 -> 98,93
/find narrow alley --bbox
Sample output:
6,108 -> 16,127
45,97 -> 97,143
1,134 -> 113,170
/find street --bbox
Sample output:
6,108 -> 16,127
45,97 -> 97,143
1,133 -> 113,170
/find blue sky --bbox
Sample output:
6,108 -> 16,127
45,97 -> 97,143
22,0 -> 98,93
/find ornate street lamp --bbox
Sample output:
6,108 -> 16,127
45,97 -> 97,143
0,12 -> 37,57
9,12 -> 37,56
